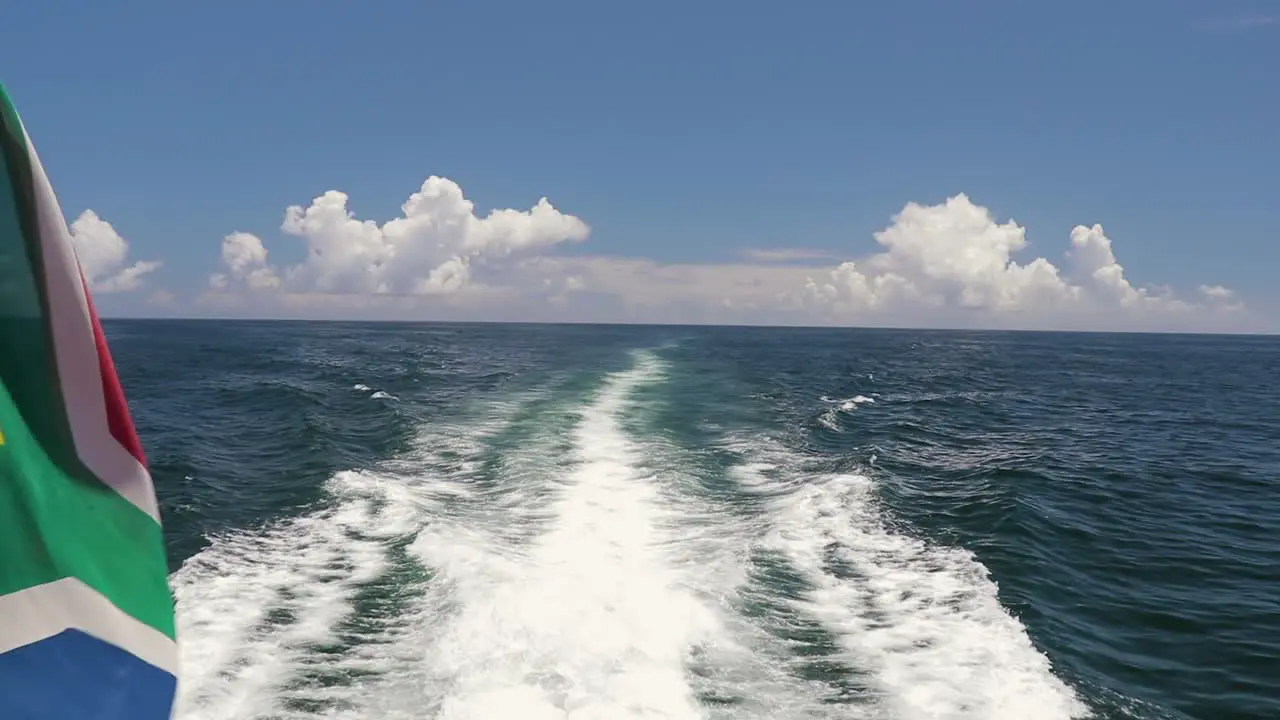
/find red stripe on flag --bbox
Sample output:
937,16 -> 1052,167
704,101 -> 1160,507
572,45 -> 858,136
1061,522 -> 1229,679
80,273 -> 147,467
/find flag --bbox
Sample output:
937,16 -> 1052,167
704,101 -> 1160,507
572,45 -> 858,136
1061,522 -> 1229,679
0,84 -> 177,718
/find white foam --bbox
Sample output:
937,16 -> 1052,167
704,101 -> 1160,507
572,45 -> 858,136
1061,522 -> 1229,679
180,364 -> 1085,719
352,384 -> 372,392
171,471 -> 410,719
819,396 -> 876,429
744,461 -> 1090,719
409,353 -> 726,719
274,404 -> 546,718
170,393 -> 554,718
370,390 -> 398,401
820,395 -> 876,411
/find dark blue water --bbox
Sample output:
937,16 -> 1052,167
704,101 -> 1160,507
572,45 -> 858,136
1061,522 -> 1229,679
106,320 -> 1280,720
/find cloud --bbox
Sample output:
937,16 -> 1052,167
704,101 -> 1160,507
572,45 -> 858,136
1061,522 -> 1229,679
202,178 -> 1251,331
1198,284 -> 1244,312
69,210 -> 161,293
209,232 -> 281,292
792,194 -> 1240,330
739,248 -> 842,264
804,194 -> 1069,314
210,177 -> 589,298
548,194 -> 1245,330
1194,15 -> 1277,32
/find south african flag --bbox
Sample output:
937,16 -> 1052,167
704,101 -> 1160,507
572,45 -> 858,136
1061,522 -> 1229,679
0,85 -> 177,718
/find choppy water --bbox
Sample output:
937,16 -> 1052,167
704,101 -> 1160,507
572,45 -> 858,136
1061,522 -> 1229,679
106,320 -> 1280,719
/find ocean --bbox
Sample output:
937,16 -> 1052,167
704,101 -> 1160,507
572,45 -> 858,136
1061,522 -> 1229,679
104,319 -> 1279,720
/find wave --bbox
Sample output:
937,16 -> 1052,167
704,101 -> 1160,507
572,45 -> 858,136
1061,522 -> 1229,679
728,440 -> 1089,719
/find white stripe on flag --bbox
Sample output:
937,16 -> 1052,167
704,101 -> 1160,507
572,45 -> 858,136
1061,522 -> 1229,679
20,125 -> 161,522
0,577 -> 178,674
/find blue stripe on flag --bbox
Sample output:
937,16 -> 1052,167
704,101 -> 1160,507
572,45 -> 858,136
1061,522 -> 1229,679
0,629 -> 176,719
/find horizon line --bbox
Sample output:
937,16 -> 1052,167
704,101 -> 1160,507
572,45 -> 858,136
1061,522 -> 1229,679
98,314 -> 1280,339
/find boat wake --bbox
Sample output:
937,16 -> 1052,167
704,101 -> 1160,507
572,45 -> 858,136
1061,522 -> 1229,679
171,351 -> 1086,720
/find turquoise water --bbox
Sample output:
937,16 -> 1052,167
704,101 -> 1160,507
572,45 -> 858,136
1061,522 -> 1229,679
107,320 -> 1280,719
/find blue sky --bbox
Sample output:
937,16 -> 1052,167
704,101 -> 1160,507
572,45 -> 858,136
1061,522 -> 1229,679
2,0 -> 1277,330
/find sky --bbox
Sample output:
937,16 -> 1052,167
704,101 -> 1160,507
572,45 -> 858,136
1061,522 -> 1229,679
1,0 -> 1276,331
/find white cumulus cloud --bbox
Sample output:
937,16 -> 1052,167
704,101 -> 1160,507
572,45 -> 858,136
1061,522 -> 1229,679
804,194 -> 1071,313
797,194 -> 1240,328
201,181 -> 1251,331
69,210 -> 161,293
210,176 -> 589,297
210,232 -> 281,291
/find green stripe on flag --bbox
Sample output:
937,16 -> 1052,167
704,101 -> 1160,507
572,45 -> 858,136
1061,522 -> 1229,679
0,88 -> 73,469
0,86 -> 175,640
0,383 -> 175,640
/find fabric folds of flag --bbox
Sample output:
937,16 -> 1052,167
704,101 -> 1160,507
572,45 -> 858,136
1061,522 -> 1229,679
0,85 -> 177,718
